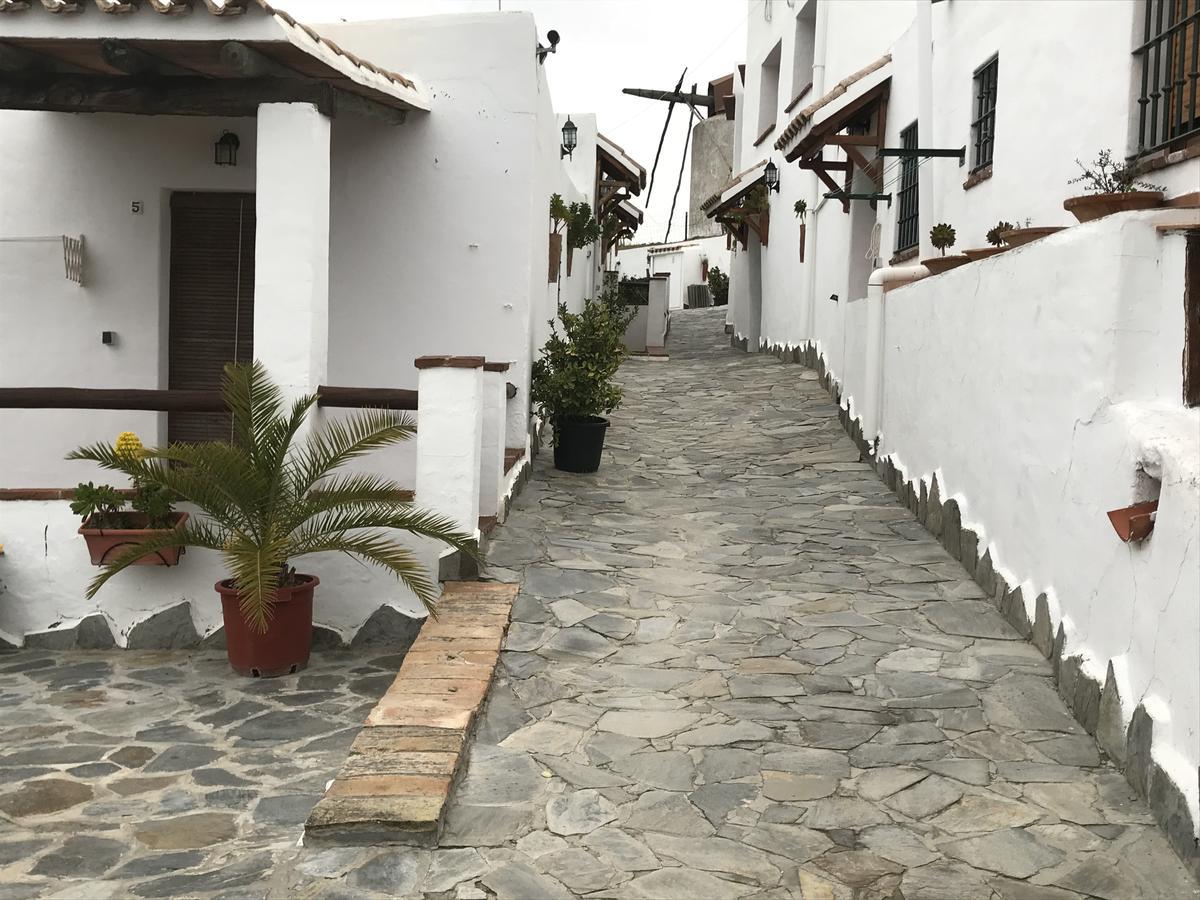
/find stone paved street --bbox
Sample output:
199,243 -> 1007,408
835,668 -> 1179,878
0,649 -> 395,898
282,308 -> 1197,898
1,309 -> 1197,899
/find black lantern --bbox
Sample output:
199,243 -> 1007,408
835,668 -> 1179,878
214,131 -> 240,167
560,117 -> 578,159
764,160 -> 780,193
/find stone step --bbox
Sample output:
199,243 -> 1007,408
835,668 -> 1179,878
303,581 -> 517,847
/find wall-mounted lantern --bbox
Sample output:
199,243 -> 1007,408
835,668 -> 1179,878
764,160 -> 780,193
560,118 -> 578,159
214,131 -> 240,167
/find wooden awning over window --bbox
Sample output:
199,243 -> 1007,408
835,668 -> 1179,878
775,55 -> 890,160
702,161 -> 768,250
0,0 -> 429,119
702,160 -> 766,218
596,132 -> 647,225
774,56 -> 891,213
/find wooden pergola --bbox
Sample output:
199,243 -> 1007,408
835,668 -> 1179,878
0,0 -> 429,121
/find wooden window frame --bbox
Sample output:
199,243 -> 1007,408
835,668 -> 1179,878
894,121 -> 920,253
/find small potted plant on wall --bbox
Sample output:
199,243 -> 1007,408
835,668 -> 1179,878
566,201 -> 601,277
1063,149 -> 1165,223
794,199 -> 808,262
1000,217 -> 1065,247
922,223 -> 970,275
531,288 -> 637,473
964,220 -> 1017,260
69,363 -> 474,677
549,193 -> 568,282
73,432 -> 188,567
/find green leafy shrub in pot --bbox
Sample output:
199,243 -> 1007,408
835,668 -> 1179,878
1069,149 -> 1163,194
530,288 -> 637,444
708,266 -> 729,305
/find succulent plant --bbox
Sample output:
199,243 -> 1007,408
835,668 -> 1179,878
929,223 -> 956,255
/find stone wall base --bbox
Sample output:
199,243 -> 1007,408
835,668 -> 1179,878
747,336 -> 1200,879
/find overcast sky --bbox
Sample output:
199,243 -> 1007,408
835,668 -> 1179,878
283,0 -> 748,243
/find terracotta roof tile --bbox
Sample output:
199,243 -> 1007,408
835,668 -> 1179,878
774,54 -> 890,152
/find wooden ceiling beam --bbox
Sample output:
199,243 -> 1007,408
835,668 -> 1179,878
0,72 -> 408,123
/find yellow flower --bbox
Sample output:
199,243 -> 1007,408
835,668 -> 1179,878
114,431 -> 146,460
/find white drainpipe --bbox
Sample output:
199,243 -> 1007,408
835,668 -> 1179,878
917,0 -> 935,260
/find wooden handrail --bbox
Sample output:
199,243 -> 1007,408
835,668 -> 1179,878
0,387 -> 225,411
0,381 -> 513,412
316,386 -> 418,411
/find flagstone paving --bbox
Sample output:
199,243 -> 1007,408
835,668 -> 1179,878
0,648 -> 395,898
279,308 -> 1198,898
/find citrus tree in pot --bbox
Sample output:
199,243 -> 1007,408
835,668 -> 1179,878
69,361 -> 475,677
531,290 -> 636,473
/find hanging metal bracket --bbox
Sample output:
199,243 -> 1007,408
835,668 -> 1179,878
0,234 -> 85,284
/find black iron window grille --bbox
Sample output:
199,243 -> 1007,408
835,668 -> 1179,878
895,121 -> 920,252
970,56 -> 998,172
1135,0 -> 1200,155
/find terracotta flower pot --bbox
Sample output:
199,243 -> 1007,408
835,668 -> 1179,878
1107,500 -> 1158,543
999,226 -> 1065,247
921,254 -> 970,275
962,246 -> 1010,261
216,575 -> 318,677
1063,191 -> 1164,224
78,511 -> 189,567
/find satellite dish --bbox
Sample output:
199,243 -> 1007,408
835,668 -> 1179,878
547,30 -> 560,47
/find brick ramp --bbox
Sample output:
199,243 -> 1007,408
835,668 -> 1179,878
304,582 -> 517,846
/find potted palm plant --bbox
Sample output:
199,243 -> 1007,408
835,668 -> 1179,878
531,290 -> 636,473
921,223 -> 970,274
69,362 -> 475,678
1064,149 -> 1164,223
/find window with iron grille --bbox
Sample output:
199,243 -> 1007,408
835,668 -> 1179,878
970,56 -> 998,172
895,122 -> 920,253
1134,0 -> 1200,155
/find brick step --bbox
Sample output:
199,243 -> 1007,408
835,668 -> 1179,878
304,581 -> 517,847
503,447 -> 524,474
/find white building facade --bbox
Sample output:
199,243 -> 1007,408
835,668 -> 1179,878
719,0 -> 1200,869
0,2 -> 639,649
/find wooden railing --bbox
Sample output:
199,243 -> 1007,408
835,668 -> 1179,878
0,382 -> 514,411
0,385 -> 418,412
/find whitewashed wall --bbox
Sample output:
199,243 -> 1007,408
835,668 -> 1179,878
876,214 -> 1199,834
729,0 -> 1200,846
0,113 -> 257,486
322,12 -> 545,453
0,10 -> 559,643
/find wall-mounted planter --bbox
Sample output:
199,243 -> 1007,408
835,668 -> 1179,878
999,226 -> 1065,247
1107,499 -> 1158,543
921,254 -> 970,275
1063,191 -> 1164,224
548,232 -> 562,282
962,246 -> 1010,261
79,511 -> 189,566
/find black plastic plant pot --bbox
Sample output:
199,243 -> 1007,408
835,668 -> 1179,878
553,416 -> 609,473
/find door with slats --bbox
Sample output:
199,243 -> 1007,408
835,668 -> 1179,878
168,192 -> 255,444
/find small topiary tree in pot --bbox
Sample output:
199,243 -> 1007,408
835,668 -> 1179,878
708,266 -> 729,306
69,361 -> 476,677
531,289 -> 637,473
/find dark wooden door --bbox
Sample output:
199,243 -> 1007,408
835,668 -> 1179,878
168,192 -> 255,443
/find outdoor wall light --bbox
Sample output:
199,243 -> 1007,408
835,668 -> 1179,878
537,29 -> 560,65
764,160 -> 780,192
561,117 -> 578,159
214,131 -> 240,167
